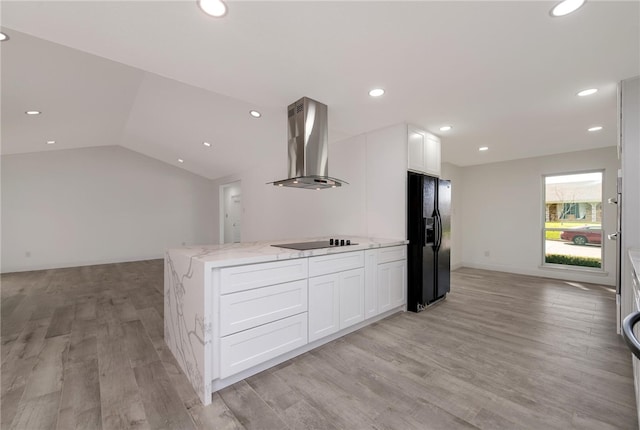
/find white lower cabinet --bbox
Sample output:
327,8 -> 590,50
364,250 -> 378,319
339,269 -> 365,329
220,279 -> 307,336
377,259 -> 407,313
308,251 -> 364,277
308,251 -> 367,343
216,247 -> 405,385
308,267 -> 365,342
308,273 -> 340,342
219,313 -> 308,378
629,251 -> 640,426
220,258 -> 308,294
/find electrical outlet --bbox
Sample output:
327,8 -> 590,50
484,250 -> 490,257
181,242 -> 186,246
25,251 -> 31,258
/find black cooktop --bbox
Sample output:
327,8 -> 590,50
273,240 -> 357,251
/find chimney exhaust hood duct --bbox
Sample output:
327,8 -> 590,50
271,97 -> 347,189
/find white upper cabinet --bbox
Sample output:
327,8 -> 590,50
407,125 -> 441,177
408,127 -> 427,173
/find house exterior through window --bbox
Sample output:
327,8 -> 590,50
543,171 -> 603,270
545,179 -> 602,222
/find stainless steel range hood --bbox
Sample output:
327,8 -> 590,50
271,97 -> 347,189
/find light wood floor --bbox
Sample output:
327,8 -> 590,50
1,261 -> 637,429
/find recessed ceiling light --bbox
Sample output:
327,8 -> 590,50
479,146 -> 489,151
577,88 -> 598,97
178,158 -> 184,163
25,110 -> 41,115
368,88 -> 385,97
550,0 -> 586,17
46,140 -> 56,145
439,125 -> 453,132
588,126 -> 603,132
203,141 -> 211,147
0,32 -> 9,42
250,110 -> 262,118
198,0 -> 228,17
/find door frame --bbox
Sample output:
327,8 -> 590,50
219,180 -> 242,244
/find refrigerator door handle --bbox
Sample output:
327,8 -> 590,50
434,213 -> 442,250
423,217 -> 427,246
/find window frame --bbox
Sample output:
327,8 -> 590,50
541,169 -> 605,272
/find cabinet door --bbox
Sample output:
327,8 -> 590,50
408,127 -> 427,174
424,134 -> 441,177
339,268 -> 365,329
364,250 -> 378,319
308,273 -> 340,342
378,260 -> 407,313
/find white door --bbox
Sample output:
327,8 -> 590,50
221,181 -> 241,244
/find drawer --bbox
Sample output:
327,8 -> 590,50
219,313 -> 308,378
377,245 -> 407,264
309,251 -> 364,278
220,279 -> 308,336
220,258 -> 308,294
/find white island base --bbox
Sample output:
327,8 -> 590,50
164,237 -> 408,405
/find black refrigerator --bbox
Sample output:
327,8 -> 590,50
407,172 -> 451,312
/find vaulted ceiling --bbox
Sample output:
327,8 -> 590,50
2,1 -> 638,179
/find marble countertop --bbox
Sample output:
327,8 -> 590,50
630,249 -> 640,279
167,236 -> 408,269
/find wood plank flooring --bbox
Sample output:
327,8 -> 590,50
1,262 -> 636,429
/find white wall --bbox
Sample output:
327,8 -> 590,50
459,146 -> 618,285
441,162 -> 463,270
212,124 -> 408,245
364,124 -> 408,240
1,146 -> 215,272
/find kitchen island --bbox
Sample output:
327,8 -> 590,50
164,237 -> 408,405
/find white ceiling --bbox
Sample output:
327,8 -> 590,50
1,1 -> 638,180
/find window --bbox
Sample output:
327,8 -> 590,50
543,171 -> 603,269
